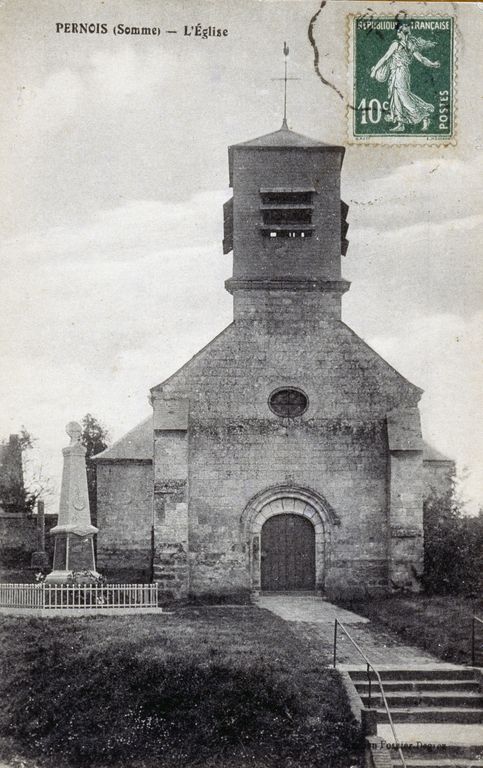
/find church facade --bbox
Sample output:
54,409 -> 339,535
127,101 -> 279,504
94,122 -> 453,599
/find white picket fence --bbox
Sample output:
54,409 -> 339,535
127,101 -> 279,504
0,582 -> 158,612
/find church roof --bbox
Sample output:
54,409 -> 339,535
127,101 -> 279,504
93,416 -> 152,461
230,122 -> 342,150
227,122 -> 344,186
93,415 -> 453,465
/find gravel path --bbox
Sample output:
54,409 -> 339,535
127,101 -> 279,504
257,594 -> 440,666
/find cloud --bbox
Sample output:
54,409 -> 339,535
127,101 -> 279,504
10,45 -> 174,138
3,190 -> 228,262
0,191 -> 232,375
88,46 -> 172,104
368,312 -> 483,512
0,190 -> 233,512
344,155 -> 483,233
0,0 -> 481,519
1,186 -> 481,513
343,212 -> 482,336
17,69 -> 84,133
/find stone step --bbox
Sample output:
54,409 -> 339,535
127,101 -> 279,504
350,668 -> 478,682
356,680 -> 481,693
378,722 -> 483,751
389,745 -> 483,759
376,707 -> 483,724
391,759 -> 483,767
361,692 -> 483,708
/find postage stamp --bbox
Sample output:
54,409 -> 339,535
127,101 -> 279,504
348,14 -> 455,144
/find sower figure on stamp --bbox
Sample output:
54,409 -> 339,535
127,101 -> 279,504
370,24 -> 440,132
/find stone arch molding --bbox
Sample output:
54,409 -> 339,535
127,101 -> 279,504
240,485 -> 339,593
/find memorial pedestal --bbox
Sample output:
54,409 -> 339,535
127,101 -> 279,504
46,422 -> 100,584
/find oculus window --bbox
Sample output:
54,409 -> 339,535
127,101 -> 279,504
269,388 -> 308,418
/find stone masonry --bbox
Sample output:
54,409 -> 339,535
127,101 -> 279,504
94,121 -> 455,599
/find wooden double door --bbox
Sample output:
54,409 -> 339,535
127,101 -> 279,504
260,513 -> 315,591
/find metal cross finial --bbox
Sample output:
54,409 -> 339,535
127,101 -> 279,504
271,42 -> 301,129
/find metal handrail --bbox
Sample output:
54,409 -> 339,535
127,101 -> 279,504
333,619 -> 407,768
472,614 -> 483,667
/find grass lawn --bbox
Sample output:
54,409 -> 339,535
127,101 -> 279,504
0,605 -> 361,768
338,594 -> 483,665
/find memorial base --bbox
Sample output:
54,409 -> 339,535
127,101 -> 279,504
45,569 -> 102,584
48,530 -> 100,582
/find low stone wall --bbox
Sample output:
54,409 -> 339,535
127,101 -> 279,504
0,514 -> 37,567
0,514 -> 57,570
96,461 -> 153,584
365,736 -> 393,768
96,546 -> 151,584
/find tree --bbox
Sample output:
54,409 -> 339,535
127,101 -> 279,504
423,476 -> 483,595
81,414 -> 110,530
0,433 -> 27,514
0,428 -> 51,514
18,428 -> 34,452
81,414 -> 110,459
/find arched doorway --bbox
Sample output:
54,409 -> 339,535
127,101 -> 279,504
261,513 -> 315,591
240,485 -> 339,594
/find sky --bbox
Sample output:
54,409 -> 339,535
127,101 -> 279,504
0,0 -> 481,513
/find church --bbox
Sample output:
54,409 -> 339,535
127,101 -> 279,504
93,117 -> 453,600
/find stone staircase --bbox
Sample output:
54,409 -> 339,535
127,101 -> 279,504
349,667 -> 483,768
389,747 -> 483,768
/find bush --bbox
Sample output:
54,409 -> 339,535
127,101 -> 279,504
423,489 -> 483,595
1,639 -> 358,767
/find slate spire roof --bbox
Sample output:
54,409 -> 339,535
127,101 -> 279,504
227,122 -> 344,185
230,121 -> 341,149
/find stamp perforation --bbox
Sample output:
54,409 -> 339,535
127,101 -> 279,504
346,11 -> 457,146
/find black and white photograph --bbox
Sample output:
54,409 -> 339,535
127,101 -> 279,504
0,1 -> 481,767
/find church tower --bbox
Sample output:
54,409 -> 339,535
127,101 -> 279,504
223,121 -> 350,321
95,90 -> 437,600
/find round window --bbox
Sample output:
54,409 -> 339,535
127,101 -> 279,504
269,388 -> 308,418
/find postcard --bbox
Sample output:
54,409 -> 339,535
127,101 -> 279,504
0,2 -> 481,767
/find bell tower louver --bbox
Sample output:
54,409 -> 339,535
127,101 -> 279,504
223,122 -> 351,321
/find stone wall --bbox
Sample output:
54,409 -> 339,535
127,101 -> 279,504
186,415 -> 390,600
96,461 -> 153,582
152,491 -> 188,599
0,512 -> 57,569
93,124 -> 447,601
152,309 -> 423,600
233,289 -> 344,323
152,419 -> 189,598
0,514 -> 37,567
